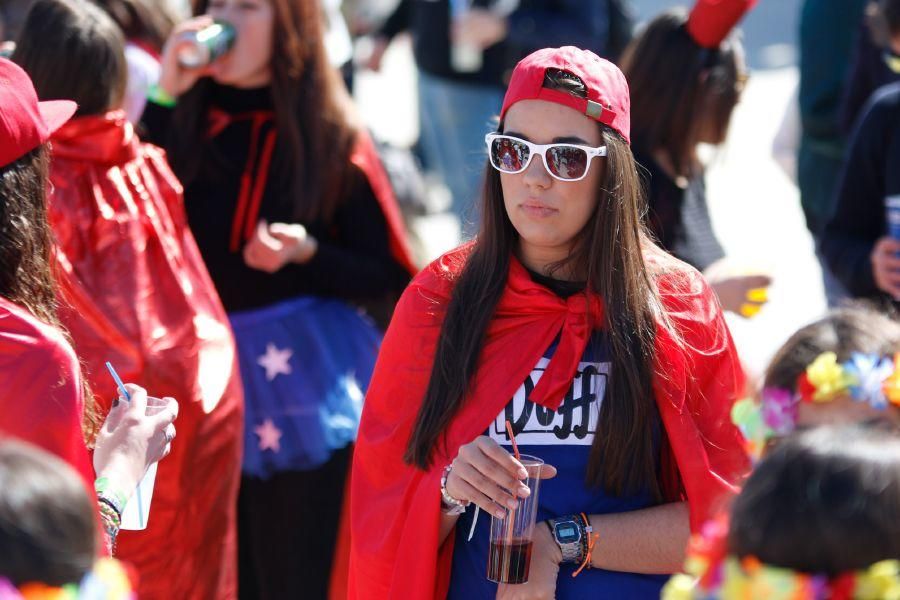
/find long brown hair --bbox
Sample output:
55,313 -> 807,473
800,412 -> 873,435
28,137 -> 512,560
12,0 -> 127,118
167,0 -> 359,223
620,8 -> 743,177
0,147 -> 99,443
93,0 -> 179,52
405,98 -> 667,496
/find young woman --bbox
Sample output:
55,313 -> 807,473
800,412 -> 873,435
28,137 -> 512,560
13,1 -> 243,597
146,0 -> 416,596
349,46 -> 750,599
621,5 -> 772,316
664,424 -> 900,599
0,56 -> 176,553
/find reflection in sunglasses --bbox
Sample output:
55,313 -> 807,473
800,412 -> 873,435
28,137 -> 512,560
486,134 -> 606,182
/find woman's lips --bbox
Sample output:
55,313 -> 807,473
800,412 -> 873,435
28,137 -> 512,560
520,200 -> 557,218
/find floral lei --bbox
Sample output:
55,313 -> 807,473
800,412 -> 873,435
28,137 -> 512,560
662,518 -> 900,600
0,559 -> 134,600
731,352 -> 900,457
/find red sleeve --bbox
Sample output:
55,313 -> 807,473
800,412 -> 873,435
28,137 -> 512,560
0,311 -> 94,490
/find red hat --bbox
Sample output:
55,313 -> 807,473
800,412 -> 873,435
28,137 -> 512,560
500,46 -> 630,144
0,58 -> 76,168
686,0 -> 758,49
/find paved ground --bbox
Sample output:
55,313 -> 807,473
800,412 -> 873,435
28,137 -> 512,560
354,0 -> 828,380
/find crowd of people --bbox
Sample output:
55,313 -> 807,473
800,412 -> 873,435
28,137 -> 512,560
1,0 -> 900,598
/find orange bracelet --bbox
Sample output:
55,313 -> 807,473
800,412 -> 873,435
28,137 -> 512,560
572,512 -> 599,577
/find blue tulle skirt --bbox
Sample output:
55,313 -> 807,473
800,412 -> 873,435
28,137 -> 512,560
229,296 -> 381,478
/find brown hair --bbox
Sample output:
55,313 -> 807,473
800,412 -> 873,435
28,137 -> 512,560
729,424 -> 900,574
0,147 -> 99,442
0,438 -> 97,587
166,0 -> 359,223
93,0 -> 178,52
404,73 -> 667,496
620,8 -> 744,177
12,0 -> 127,117
765,306 -> 900,390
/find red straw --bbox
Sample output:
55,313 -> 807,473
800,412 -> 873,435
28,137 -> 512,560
505,420 -> 521,460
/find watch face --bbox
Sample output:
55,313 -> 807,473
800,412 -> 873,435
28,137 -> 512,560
554,522 -> 580,544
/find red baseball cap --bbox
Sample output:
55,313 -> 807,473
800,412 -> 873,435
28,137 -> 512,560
499,46 -> 630,144
0,58 -> 76,168
686,0 -> 758,49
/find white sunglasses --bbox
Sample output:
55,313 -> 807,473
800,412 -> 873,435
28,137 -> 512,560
485,133 -> 607,182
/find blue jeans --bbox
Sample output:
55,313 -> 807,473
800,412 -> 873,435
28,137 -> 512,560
417,70 -> 504,235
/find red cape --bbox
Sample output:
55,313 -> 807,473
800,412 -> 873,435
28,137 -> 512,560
0,297 -> 94,491
348,245 -> 749,599
47,111 -> 244,600
349,131 -> 418,277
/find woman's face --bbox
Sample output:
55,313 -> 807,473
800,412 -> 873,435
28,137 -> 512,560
206,0 -> 274,88
500,99 -> 604,273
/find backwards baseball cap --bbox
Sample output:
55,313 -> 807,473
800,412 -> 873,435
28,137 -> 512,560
499,46 -> 631,144
0,58 -> 77,168
686,0 -> 758,49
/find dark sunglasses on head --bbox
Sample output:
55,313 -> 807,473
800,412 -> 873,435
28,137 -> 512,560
485,133 -> 607,182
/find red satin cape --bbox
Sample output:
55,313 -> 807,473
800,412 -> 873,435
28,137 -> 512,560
47,111 -> 244,600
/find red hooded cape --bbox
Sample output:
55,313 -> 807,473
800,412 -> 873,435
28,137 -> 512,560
348,245 -> 749,599
47,111 -> 244,600
0,297 -> 94,491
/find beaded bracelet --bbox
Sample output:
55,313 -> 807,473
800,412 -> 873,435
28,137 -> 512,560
94,477 -> 128,515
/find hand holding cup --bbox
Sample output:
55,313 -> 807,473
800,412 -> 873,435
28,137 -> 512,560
444,436 -> 556,519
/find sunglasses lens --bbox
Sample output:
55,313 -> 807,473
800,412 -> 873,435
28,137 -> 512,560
490,137 -> 530,173
546,146 -> 588,180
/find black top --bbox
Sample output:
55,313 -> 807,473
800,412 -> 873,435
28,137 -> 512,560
379,0 -> 620,88
141,83 -> 410,315
820,82 -> 900,303
634,149 -> 725,272
527,268 -> 585,299
839,22 -> 900,136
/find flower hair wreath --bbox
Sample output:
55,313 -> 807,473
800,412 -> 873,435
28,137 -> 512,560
662,518 -> 900,600
731,352 -> 900,457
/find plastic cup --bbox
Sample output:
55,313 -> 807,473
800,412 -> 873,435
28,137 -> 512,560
119,396 -> 167,531
887,195 -> 900,241
486,454 -> 544,584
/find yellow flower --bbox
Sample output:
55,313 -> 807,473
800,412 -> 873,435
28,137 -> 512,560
806,352 -> 855,402
662,574 -> 697,600
882,355 -> 900,407
855,560 -> 900,600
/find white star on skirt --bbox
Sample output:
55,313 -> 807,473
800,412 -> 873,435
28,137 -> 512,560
254,418 -> 283,452
257,343 -> 293,381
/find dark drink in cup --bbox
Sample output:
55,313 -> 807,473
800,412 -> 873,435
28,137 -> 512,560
486,454 -> 544,584
487,538 -> 534,584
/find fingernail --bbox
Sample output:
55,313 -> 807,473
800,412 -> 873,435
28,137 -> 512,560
506,498 -> 518,509
518,468 -> 528,479
518,486 -> 530,498
495,509 -> 507,518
